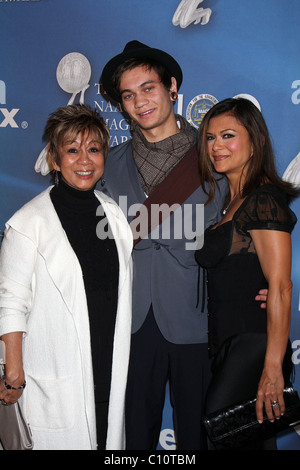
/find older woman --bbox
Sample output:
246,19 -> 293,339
196,98 -> 299,449
0,104 -> 133,450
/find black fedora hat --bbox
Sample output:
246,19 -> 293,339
100,40 -> 183,103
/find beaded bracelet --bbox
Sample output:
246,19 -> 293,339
3,378 -> 26,390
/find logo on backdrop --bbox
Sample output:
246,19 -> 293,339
0,80 -> 28,129
0,80 -> 5,105
283,151 -> 300,187
233,93 -> 261,111
186,93 -> 261,129
173,0 -> 212,28
56,52 -> 91,105
186,94 -> 218,128
291,80 -> 300,104
94,85 -> 130,147
35,52 -> 92,175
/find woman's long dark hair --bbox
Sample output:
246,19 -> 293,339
197,98 -> 299,204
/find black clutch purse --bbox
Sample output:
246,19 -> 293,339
203,387 -> 300,449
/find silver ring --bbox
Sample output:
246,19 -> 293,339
271,400 -> 279,408
1,400 -> 9,406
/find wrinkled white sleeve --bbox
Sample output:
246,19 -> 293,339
0,226 -> 36,336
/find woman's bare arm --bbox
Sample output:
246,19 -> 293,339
250,229 -> 292,423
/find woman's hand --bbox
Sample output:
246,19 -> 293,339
255,368 -> 285,423
0,332 -> 25,406
0,367 -> 25,406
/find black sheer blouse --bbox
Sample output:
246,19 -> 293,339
195,184 -> 297,356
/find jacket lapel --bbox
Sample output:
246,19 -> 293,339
125,141 -> 146,204
7,189 -> 87,321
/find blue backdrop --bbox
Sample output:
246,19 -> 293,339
1,0 -> 300,450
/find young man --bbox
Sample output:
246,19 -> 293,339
99,41 -> 265,450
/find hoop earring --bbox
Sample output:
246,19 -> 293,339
171,92 -> 178,101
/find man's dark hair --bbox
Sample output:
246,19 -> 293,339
112,57 -> 173,96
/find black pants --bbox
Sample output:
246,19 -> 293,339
125,307 -> 212,450
205,332 -> 292,450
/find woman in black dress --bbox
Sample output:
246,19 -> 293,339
195,98 -> 299,449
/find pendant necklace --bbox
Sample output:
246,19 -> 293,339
222,188 -> 243,215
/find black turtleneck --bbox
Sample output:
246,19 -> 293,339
50,177 -> 119,449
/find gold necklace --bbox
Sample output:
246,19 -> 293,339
222,188 -> 243,215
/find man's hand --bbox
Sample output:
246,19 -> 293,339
255,289 -> 268,309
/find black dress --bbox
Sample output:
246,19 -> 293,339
195,184 -> 297,448
50,178 -> 119,450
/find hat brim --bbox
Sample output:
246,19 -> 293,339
100,44 -> 183,103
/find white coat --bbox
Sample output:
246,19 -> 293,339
0,188 -> 133,450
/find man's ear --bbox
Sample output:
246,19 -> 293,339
169,77 -> 178,102
170,76 -> 178,94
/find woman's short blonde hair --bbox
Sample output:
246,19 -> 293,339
43,104 -> 110,172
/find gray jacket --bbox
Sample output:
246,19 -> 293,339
100,141 -> 226,344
